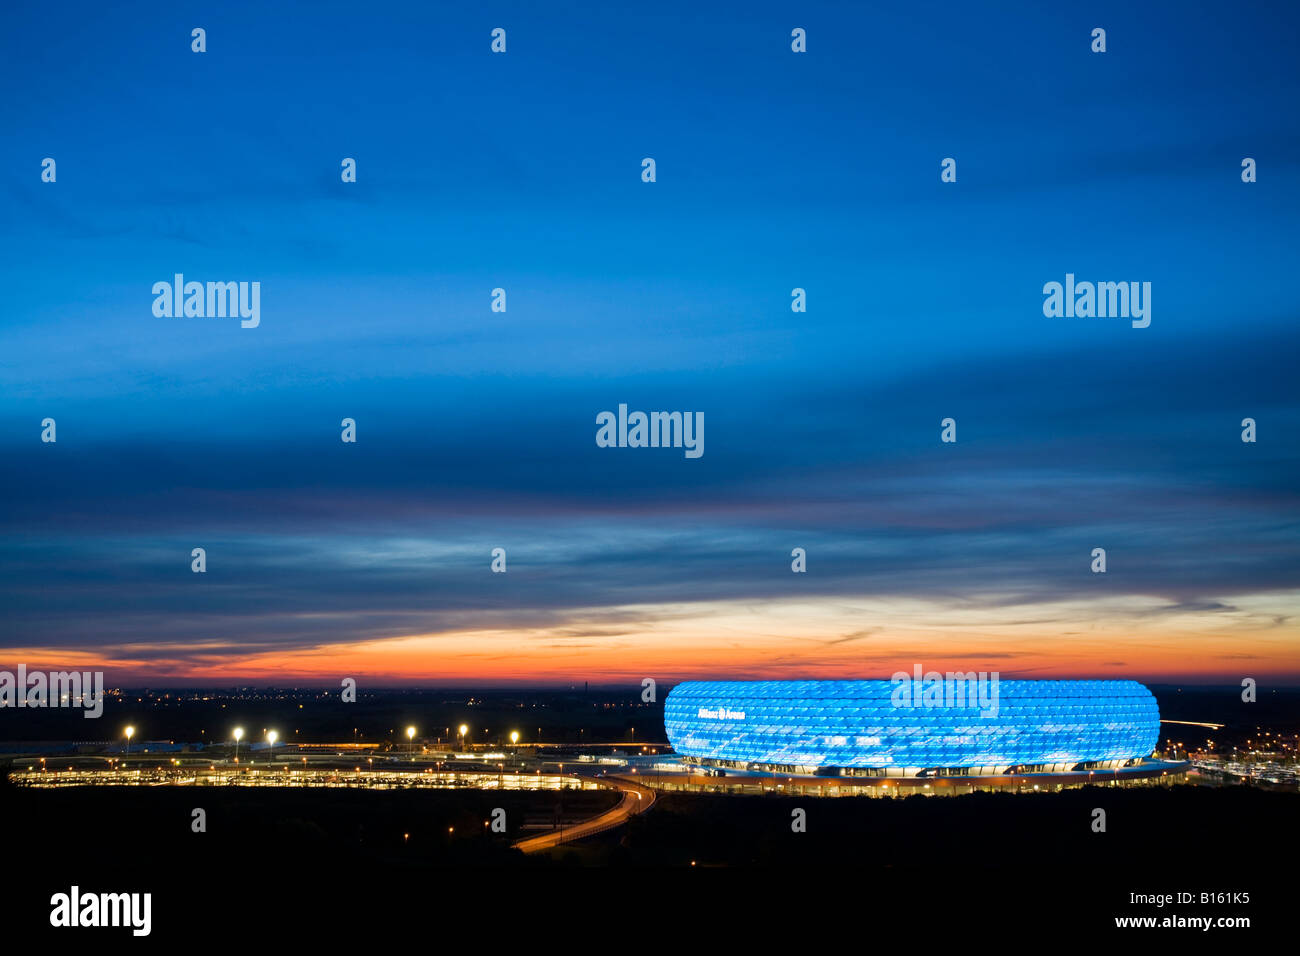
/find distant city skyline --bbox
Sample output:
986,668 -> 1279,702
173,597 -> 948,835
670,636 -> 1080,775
1,1 -> 1297,684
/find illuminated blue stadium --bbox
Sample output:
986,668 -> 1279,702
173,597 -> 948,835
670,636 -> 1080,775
664,679 -> 1159,771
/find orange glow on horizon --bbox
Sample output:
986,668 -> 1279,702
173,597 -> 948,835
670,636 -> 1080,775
8,592 -> 1299,684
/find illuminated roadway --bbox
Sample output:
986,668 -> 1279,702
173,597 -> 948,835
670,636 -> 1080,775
513,774 -> 656,853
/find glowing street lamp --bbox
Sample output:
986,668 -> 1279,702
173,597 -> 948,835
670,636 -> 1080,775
458,724 -> 468,750
124,725 -> 135,756
233,727 -> 244,764
407,725 -> 416,760
266,729 -> 278,764
510,730 -> 519,746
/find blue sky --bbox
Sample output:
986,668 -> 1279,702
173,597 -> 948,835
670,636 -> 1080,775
0,1 -> 1297,682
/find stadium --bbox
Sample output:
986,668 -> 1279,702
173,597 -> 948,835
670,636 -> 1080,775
659,679 -> 1183,791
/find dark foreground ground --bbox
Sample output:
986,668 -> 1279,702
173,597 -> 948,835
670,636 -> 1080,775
2,777 -> 1291,940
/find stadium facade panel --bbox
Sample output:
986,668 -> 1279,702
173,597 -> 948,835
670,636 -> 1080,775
663,679 -> 1160,771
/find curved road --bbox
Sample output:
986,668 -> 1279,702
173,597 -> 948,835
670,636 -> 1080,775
513,775 -> 656,853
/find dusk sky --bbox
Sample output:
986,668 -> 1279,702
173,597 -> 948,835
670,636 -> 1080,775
1,1 -> 1297,684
